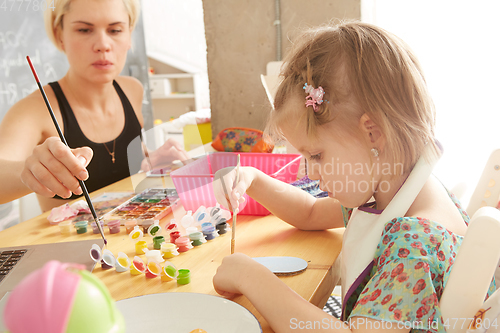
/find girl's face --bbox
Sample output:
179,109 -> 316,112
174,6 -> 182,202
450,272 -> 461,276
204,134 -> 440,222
58,0 -> 131,83
281,95 -> 383,208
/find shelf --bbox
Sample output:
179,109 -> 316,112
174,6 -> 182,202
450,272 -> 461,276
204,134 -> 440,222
153,93 -> 195,99
148,56 -> 200,122
151,73 -> 194,79
149,75 -> 194,99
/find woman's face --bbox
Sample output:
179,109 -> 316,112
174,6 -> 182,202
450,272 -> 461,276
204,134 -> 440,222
58,0 -> 131,83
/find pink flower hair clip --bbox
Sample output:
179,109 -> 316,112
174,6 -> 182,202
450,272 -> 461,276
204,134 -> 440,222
303,83 -> 325,112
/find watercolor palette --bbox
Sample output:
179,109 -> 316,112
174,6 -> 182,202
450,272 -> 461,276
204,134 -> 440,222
102,188 -> 179,224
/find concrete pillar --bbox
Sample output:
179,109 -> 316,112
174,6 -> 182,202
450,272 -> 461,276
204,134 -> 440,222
203,0 -> 361,138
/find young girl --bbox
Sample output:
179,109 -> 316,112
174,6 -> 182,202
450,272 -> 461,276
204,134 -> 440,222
212,21 -> 495,332
0,0 -> 188,211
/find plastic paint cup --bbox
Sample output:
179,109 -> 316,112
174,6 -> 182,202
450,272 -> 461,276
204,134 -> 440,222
125,220 -> 137,234
181,211 -> 194,229
152,236 -> 165,250
141,220 -> 154,233
74,221 -> 88,234
175,237 -> 191,253
215,222 -> 228,235
202,225 -> 216,241
209,206 -> 221,217
177,269 -> 191,285
161,262 -> 178,282
169,231 -> 181,244
189,231 -> 205,246
129,226 -> 143,242
101,249 -> 116,270
90,221 -> 104,234
161,242 -> 178,259
130,256 -> 146,275
58,221 -> 71,235
145,261 -> 161,278
147,220 -> 162,237
89,244 -> 102,262
115,252 -> 130,273
166,222 -> 178,232
194,206 -> 208,224
135,240 -> 148,255
107,220 -> 121,234
201,222 -> 212,229
145,250 -> 164,263
185,227 -> 198,235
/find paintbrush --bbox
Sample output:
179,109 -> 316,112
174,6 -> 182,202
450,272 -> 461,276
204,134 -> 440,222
231,154 -> 240,254
26,56 -> 107,245
140,138 -> 154,172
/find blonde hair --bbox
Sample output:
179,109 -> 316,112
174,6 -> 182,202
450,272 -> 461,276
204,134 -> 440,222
44,0 -> 140,52
266,20 -> 439,174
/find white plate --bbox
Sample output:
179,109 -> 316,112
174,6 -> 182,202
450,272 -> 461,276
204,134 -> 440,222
116,292 -> 262,333
253,256 -> 308,275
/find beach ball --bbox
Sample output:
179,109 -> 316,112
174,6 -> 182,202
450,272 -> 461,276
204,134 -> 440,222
3,260 -> 124,333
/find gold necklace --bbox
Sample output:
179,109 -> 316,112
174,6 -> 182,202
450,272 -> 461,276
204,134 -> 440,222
102,139 -> 116,163
66,80 -> 119,164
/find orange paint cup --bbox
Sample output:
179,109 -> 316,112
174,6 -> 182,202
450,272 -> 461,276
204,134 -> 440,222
145,261 -> 162,278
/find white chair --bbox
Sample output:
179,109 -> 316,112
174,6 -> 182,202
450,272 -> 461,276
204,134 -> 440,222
467,149 -> 500,217
467,149 -> 500,289
440,206 -> 500,333
260,60 -> 283,108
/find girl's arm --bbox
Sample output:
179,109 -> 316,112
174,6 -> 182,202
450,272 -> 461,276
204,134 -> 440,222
214,166 -> 344,230
247,167 -> 344,230
214,254 -> 411,333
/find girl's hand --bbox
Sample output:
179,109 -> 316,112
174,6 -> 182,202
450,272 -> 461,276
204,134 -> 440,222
20,137 -> 93,198
213,253 -> 266,298
213,166 -> 254,212
140,138 -> 189,171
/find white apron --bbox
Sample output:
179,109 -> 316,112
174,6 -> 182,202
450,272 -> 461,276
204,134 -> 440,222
341,146 -> 440,319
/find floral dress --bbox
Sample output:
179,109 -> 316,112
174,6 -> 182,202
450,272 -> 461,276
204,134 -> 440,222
341,193 -> 496,333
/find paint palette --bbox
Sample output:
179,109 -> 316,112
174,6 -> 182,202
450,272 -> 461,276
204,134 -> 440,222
102,188 -> 179,224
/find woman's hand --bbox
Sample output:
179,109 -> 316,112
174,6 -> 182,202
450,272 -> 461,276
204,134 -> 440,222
213,166 -> 256,212
20,137 -> 93,198
140,138 -> 189,171
213,253 -> 268,298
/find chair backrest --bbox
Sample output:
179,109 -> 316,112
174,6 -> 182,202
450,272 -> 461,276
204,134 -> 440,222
467,149 -> 500,217
260,61 -> 283,108
467,288 -> 500,333
440,206 -> 500,333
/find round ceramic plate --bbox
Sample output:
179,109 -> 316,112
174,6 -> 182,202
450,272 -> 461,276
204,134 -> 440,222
116,292 -> 262,333
253,256 -> 308,275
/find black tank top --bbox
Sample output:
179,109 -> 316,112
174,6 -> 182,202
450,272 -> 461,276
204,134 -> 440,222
49,81 -> 143,200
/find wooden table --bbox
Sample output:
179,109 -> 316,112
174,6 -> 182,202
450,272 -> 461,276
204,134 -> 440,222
0,172 -> 344,332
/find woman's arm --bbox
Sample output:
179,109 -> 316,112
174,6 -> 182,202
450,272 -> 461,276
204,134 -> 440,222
0,90 -> 92,204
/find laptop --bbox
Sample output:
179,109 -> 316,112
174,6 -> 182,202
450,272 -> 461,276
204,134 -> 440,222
0,238 -> 103,300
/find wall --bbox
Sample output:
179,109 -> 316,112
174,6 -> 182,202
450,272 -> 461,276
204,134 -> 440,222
203,0 -> 361,137
142,0 -> 210,110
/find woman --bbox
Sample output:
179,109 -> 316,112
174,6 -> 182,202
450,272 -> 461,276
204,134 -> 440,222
0,0 -> 188,212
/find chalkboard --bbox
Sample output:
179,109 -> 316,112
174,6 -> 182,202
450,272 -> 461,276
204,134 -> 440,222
0,4 -> 153,129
